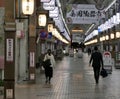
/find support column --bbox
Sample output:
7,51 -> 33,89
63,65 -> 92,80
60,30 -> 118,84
4,0 -> 16,99
28,14 -> 36,83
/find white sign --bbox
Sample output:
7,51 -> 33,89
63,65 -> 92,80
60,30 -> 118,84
43,0 -> 55,10
16,22 -> 23,31
103,51 -> 112,66
49,7 -> 59,18
6,39 -> 13,61
66,4 -> 105,24
30,52 -> 35,67
6,89 -> 13,98
30,73 -> 35,80
72,33 -> 84,43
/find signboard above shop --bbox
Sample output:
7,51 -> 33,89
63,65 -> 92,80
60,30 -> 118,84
66,4 -> 105,24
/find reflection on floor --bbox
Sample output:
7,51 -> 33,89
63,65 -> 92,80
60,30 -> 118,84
1,53 -> 120,99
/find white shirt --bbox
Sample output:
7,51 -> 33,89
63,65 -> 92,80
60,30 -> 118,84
44,53 -> 55,67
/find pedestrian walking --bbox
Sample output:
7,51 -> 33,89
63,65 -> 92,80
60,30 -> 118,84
89,46 -> 103,84
43,49 -> 55,84
87,48 -> 91,56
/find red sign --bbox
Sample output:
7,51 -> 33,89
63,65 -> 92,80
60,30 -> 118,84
103,51 -> 111,58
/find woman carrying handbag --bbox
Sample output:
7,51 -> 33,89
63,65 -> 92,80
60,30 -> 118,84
43,49 -> 56,84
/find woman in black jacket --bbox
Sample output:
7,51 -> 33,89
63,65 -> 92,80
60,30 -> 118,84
89,46 -> 103,84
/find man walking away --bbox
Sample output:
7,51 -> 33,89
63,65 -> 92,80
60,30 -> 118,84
89,46 -> 103,84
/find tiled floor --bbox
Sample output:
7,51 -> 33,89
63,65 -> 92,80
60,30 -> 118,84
1,53 -> 120,99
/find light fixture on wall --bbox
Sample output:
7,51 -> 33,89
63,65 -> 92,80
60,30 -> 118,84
102,36 -> 105,41
22,0 -> 34,15
38,14 -> 47,26
38,10 -> 48,27
105,35 -> 109,40
116,32 -> 120,38
110,33 -> 114,39
100,37 -> 102,42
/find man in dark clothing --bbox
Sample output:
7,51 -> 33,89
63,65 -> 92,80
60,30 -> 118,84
87,48 -> 91,56
89,46 -> 103,84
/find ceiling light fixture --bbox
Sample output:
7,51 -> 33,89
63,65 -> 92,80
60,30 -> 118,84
72,29 -> 83,32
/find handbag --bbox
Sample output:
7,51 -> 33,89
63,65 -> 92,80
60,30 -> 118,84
43,59 -> 51,69
100,68 -> 108,78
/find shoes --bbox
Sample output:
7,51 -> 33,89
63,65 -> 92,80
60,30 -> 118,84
45,80 -> 51,84
96,80 -> 99,84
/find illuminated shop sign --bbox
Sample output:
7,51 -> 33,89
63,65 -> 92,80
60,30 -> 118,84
22,0 -> 34,15
66,4 -> 105,24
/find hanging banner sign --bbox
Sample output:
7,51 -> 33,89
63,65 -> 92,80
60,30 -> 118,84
43,0 -> 55,10
49,7 -> 59,18
40,0 -> 51,3
66,4 -> 105,24
53,16 -> 64,32
53,14 -> 59,20
63,28 -> 71,41
6,39 -> 13,62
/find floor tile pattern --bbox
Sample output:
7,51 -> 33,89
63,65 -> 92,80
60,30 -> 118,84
1,53 -> 120,99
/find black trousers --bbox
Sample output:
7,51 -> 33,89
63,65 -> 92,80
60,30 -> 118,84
45,67 -> 53,78
93,67 -> 100,83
